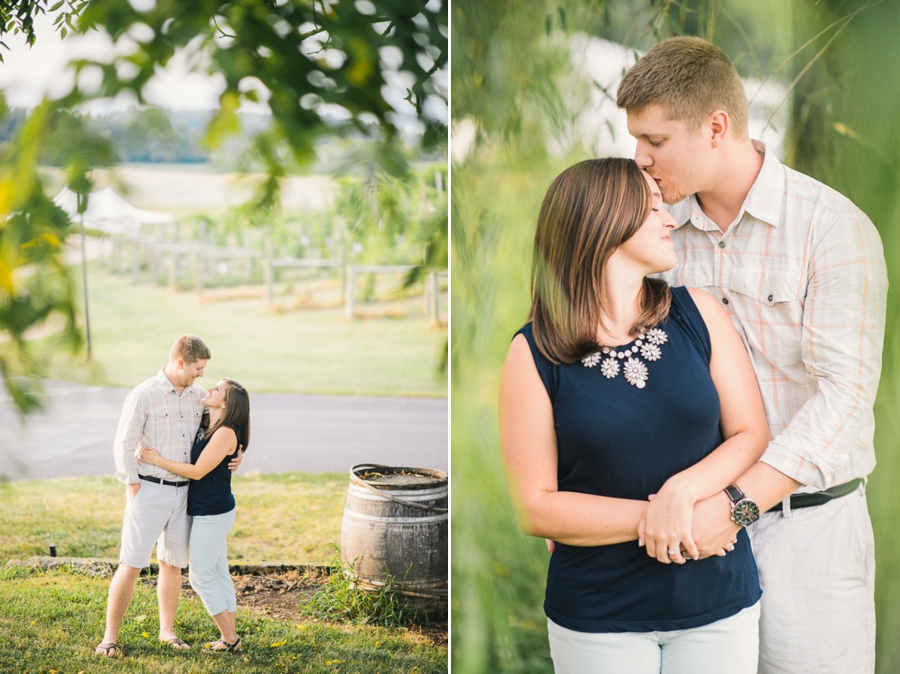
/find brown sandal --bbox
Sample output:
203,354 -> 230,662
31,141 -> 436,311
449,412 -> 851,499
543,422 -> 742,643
202,637 -> 242,653
94,642 -> 122,657
162,636 -> 190,650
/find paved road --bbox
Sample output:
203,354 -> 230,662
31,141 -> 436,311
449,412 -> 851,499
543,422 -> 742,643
0,381 -> 447,482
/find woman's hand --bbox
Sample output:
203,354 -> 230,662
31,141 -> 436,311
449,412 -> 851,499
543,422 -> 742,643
135,445 -> 161,466
640,481 -> 700,565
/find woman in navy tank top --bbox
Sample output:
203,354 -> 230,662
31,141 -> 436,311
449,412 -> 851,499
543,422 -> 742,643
499,159 -> 770,673
137,378 -> 249,654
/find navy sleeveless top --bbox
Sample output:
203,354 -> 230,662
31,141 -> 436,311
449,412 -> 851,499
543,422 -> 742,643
187,425 -> 237,517
517,286 -> 760,633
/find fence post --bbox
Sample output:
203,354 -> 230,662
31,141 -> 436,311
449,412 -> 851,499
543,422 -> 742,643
148,245 -> 158,286
339,240 -> 347,304
244,231 -> 253,282
168,249 -> 176,291
265,238 -> 274,307
132,240 -> 140,284
194,251 -> 203,300
431,271 -> 441,322
344,266 -> 355,320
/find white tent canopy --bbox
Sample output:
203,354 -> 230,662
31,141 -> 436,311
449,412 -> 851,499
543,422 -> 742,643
54,186 -> 174,239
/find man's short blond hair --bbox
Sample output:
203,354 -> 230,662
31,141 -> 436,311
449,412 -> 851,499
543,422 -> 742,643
617,37 -> 749,140
170,334 -> 211,364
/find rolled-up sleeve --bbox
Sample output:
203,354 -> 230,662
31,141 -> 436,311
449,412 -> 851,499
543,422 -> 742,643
113,389 -> 148,484
760,206 -> 888,490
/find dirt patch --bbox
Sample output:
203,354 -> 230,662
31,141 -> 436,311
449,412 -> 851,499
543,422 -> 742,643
141,570 -> 447,648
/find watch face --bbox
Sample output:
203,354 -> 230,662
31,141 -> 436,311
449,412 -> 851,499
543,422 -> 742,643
732,499 -> 760,526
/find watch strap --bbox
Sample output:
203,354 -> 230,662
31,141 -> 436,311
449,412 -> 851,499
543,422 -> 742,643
724,483 -> 744,504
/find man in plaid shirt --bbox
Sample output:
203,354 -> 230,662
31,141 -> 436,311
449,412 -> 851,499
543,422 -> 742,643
617,38 -> 887,673
95,335 -> 241,657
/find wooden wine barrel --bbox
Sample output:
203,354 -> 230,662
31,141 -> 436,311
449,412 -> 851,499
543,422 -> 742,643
340,464 -> 448,611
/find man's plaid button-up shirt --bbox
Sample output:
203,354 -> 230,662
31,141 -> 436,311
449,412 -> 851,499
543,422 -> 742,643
662,142 -> 888,493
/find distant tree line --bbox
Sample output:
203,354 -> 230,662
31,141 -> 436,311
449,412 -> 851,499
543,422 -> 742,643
0,106 -> 279,164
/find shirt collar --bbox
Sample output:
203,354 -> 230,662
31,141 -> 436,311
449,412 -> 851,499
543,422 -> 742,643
666,140 -> 784,231
740,140 -> 784,227
157,368 -> 179,395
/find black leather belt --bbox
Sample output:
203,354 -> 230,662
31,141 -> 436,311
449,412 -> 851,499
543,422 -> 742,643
767,478 -> 863,513
139,474 -> 189,487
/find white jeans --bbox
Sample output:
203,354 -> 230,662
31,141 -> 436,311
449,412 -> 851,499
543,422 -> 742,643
547,602 -> 760,674
748,483 -> 875,674
188,508 -> 237,616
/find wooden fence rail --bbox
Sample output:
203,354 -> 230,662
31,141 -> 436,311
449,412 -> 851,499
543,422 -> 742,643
107,236 -> 445,321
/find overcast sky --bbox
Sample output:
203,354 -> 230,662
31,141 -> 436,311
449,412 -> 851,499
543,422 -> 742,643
0,9 -> 447,140
0,12 -> 239,113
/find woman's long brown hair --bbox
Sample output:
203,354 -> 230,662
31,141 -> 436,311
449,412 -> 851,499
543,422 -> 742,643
530,158 -> 671,364
205,379 -> 250,454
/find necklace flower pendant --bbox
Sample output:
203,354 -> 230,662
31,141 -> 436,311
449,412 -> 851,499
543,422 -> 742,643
640,343 -> 662,361
646,328 -> 668,346
581,327 -> 667,389
623,357 -> 649,388
600,357 -> 620,379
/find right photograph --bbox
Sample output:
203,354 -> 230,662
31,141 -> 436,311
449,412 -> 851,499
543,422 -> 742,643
450,3 -> 900,674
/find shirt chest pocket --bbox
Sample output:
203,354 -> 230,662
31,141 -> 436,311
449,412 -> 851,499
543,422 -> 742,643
727,267 -> 804,306
146,411 -> 172,444
726,268 -> 806,368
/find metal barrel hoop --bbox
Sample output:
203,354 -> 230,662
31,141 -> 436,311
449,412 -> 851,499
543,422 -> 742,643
349,463 -> 448,514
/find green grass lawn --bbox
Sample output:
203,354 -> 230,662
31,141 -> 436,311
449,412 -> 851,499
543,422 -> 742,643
0,473 -> 347,565
0,473 -> 447,672
0,568 -> 445,673
34,261 -> 447,397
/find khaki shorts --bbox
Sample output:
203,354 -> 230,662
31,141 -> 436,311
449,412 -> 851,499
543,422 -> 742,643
748,483 -> 875,674
119,479 -> 190,569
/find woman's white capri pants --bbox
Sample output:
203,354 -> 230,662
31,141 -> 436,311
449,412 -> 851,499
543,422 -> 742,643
547,601 -> 760,674
188,508 -> 237,616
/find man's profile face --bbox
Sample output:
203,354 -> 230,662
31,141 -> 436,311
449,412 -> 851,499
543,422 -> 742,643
626,104 -> 711,205
179,358 -> 207,387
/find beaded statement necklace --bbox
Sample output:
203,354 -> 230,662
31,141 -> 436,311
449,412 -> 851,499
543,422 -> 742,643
581,327 -> 668,389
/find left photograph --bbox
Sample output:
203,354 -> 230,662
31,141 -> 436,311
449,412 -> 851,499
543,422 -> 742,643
0,1 -> 447,671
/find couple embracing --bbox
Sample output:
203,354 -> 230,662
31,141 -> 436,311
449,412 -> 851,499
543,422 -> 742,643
94,335 -> 250,657
500,38 -> 886,673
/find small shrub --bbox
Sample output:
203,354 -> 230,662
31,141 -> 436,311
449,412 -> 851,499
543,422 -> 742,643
300,551 -> 426,627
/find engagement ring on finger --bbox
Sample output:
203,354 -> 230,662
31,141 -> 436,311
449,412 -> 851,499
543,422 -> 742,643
667,548 -> 679,555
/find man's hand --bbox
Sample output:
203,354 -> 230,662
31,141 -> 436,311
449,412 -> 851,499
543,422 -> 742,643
228,447 -> 243,473
127,482 -> 141,501
546,539 -> 555,553
691,491 -> 740,558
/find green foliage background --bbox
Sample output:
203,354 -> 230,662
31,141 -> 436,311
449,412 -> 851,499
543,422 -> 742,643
0,0 -> 448,412
450,0 -> 900,671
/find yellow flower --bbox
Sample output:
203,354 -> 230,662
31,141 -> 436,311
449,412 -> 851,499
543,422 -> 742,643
271,641 -> 286,647
142,631 -> 149,638
296,624 -> 307,630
